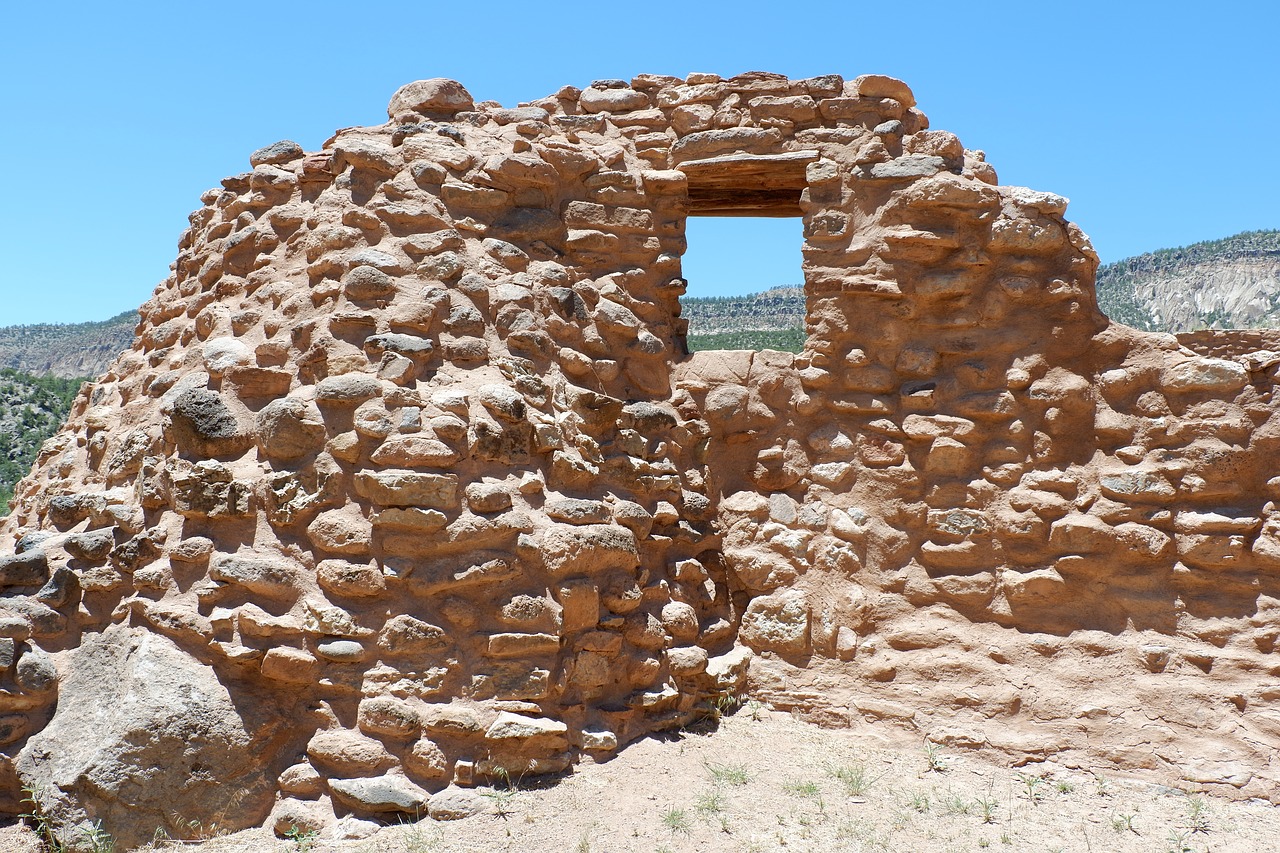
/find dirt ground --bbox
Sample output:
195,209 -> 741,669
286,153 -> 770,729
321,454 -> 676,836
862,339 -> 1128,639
4,705 -> 1278,852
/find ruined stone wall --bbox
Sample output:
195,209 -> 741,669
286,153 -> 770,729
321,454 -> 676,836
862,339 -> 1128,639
1,71 -> 1278,847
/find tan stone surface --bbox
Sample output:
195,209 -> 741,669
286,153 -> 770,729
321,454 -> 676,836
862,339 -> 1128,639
2,70 -> 1279,845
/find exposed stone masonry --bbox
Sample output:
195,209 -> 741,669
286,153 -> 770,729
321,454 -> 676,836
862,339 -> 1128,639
2,71 -> 1279,847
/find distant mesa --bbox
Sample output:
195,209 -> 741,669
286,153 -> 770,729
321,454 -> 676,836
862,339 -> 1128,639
0,310 -> 136,379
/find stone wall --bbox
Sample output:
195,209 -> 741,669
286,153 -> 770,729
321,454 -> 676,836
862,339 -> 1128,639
1177,328 -> 1280,360
1,71 -> 1278,846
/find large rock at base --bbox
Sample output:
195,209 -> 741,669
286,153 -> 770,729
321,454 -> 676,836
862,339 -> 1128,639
16,625 -> 278,851
427,785 -> 486,820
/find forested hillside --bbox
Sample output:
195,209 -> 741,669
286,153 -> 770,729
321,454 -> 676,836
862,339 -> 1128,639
1096,230 -> 1280,331
683,286 -> 805,352
0,370 -> 85,510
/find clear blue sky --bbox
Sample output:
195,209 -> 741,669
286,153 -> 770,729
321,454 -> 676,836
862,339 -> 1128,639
1,1 -> 1276,321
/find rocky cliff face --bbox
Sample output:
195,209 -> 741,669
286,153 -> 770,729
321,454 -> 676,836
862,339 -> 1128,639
2,71 -> 1280,849
1097,230 -> 1280,332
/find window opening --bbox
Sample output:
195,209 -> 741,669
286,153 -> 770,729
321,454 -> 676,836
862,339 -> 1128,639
680,216 -> 805,353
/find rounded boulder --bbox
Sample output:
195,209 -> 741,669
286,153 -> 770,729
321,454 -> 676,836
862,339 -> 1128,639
388,79 -> 474,119
255,397 -> 326,460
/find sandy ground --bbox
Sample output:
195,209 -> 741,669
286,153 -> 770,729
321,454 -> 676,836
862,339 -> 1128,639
4,705 -> 1278,852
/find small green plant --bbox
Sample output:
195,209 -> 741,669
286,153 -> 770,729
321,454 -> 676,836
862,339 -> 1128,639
943,792 -> 971,815
1166,828 -> 1194,853
165,812 -> 230,843
661,807 -> 692,836
978,839 -> 991,849
706,761 -> 751,787
483,787 -> 517,820
283,824 -> 320,852
908,791 -> 931,813
1054,778 -> 1074,795
481,767 -> 521,819
975,792 -> 999,825
82,821 -> 116,853
399,815 -> 441,853
923,738 -> 949,772
784,779 -> 822,799
1186,796 -> 1210,834
694,690 -> 743,727
694,788 -> 727,817
829,761 -> 882,795
747,699 -> 765,721
1092,771 -> 1113,797
1016,772 -> 1046,805
20,786 -> 115,853
21,785 -> 60,852
1111,810 -> 1140,835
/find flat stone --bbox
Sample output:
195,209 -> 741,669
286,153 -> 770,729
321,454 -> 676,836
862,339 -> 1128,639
210,555 -> 298,597
334,138 -> 398,174
579,86 -> 650,113
356,470 -> 459,508
544,498 -> 611,525
1099,470 -> 1177,502
315,639 -> 366,662
860,155 -> 946,180
348,248 -> 406,273
465,482 -> 513,513
539,524 -> 639,576
358,697 -> 421,738
260,648 -> 319,683
317,560 -> 385,598
1161,358 -> 1248,393
485,711 -> 568,744
487,633 -> 560,658
329,775 -> 430,813
379,614 -> 449,654
316,374 -> 382,405
370,436 -> 460,468
364,333 -> 434,357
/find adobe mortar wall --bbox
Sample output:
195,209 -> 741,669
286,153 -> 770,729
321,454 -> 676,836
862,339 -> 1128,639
0,71 -> 1277,845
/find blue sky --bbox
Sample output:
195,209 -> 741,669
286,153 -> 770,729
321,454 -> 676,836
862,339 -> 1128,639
1,1 -> 1276,321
